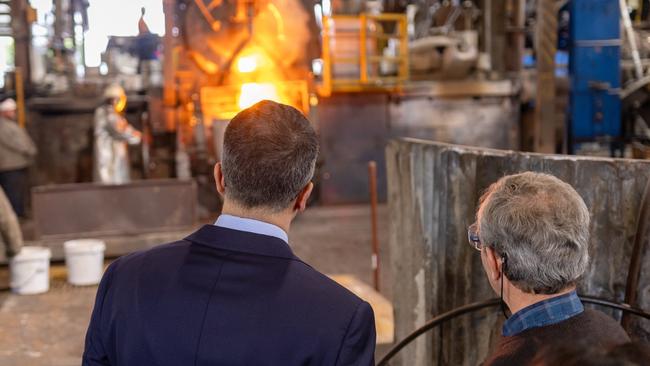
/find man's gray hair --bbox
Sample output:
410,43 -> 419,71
477,172 -> 590,294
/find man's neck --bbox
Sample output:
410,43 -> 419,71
220,200 -> 293,234
505,285 -> 576,315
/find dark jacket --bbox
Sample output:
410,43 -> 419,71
83,225 -> 376,366
483,309 -> 630,365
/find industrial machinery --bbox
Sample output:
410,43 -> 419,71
165,0 -> 314,133
156,0 -> 321,210
8,1 -> 650,205
568,0 -> 622,154
157,0 -> 522,205
564,0 -> 650,156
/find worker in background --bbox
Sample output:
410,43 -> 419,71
0,98 -> 37,218
93,84 -> 141,184
0,186 -> 23,258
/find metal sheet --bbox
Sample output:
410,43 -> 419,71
32,179 -> 197,239
317,93 -> 391,204
316,91 -> 518,204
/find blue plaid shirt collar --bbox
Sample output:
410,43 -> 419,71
502,290 -> 583,337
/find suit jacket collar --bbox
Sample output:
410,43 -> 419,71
184,224 -> 296,260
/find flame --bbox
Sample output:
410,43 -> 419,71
232,48 -> 289,111
237,55 -> 258,73
238,82 -> 281,110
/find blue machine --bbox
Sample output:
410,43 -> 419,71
568,0 -> 622,152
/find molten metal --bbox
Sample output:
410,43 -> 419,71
237,55 -> 259,73
238,82 -> 281,109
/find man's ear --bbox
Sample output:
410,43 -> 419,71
294,182 -> 314,213
214,162 -> 226,197
483,247 -> 502,282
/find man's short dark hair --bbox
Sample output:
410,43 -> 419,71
222,100 -> 319,211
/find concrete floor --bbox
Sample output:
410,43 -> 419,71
0,205 -> 390,366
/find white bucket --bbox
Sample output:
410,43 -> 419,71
64,239 -> 106,286
9,246 -> 52,295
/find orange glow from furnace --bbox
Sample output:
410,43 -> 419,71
237,55 -> 258,73
238,83 -> 280,109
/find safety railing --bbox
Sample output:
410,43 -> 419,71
319,13 -> 409,96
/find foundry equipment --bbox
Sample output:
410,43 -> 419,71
159,0 -> 522,205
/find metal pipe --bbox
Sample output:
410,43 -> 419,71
360,14 -> 368,83
162,0 -> 178,133
509,0 -> 526,73
15,67 -> 25,129
321,16 -> 332,97
368,161 -> 380,291
377,299 -> 501,365
484,0 -> 492,55
163,0 -> 176,108
620,0 -> 644,79
399,15 -> 409,82
10,0 -> 31,87
622,177 -> 650,330
534,0 -> 557,153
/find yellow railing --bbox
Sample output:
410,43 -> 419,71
320,13 -> 409,96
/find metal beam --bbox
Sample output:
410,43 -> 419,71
163,0 -> 177,131
534,0 -> 558,153
10,0 -> 31,87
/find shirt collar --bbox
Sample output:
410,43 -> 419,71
214,214 -> 289,244
502,290 -> 584,337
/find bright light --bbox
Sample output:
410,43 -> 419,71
322,0 -> 332,16
84,0 -> 165,67
238,83 -> 280,110
237,55 -> 258,73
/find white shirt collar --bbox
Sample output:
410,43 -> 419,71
214,214 -> 289,243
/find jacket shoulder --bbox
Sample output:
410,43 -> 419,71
286,258 -> 365,309
579,308 -> 630,340
108,239 -> 191,272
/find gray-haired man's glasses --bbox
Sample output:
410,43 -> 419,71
467,223 -> 482,251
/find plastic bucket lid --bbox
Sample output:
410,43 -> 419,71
11,246 -> 52,262
64,239 -> 106,254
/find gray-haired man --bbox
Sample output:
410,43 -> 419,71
469,172 -> 629,365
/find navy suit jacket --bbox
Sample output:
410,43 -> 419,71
83,225 -> 376,365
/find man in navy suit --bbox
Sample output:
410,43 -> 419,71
83,100 -> 376,365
